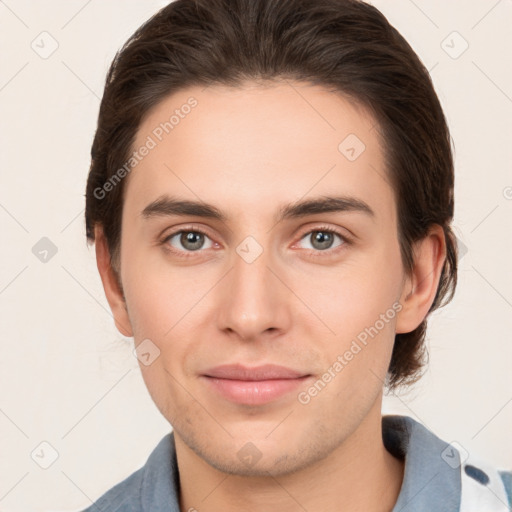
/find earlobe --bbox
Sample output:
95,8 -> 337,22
94,225 -> 134,338
395,225 -> 447,334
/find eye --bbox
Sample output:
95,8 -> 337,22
163,229 -> 215,253
160,225 -> 350,258
296,227 -> 347,252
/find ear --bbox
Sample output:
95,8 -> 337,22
94,225 -> 134,338
395,224 -> 447,334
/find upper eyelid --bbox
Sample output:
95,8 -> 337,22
162,225 -> 216,243
296,224 -> 348,239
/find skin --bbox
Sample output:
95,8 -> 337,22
95,80 -> 446,512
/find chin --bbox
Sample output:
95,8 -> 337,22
179,423 -> 335,479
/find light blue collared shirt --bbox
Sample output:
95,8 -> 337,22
79,415 -> 512,511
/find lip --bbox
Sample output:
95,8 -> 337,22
203,364 -> 308,380
201,364 -> 312,405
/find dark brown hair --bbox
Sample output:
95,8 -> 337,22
84,0 -> 458,392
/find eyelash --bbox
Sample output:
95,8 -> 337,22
160,224 -> 351,259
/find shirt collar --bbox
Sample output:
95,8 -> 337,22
384,414 -> 461,511
139,414 -> 461,511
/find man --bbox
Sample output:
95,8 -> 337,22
82,0 -> 511,510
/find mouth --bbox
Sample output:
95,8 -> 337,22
201,364 -> 312,405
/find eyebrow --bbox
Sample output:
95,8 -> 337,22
140,194 -> 375,223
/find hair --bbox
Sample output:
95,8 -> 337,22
84,0 -> 458,392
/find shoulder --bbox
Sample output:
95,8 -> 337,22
499,470 -> 512,509
76,432 -> 177,512
459,449 -> 512,511
382,415 -> 512,511
78,465 -> 144,512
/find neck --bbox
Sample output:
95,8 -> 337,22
175,401 -> 404,512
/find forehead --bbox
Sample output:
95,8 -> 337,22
125,81 -> 393,223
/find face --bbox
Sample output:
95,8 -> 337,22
115,81 -> 409,476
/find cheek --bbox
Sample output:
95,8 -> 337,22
122,259 -> 212,382
126,276 -> 198,420
290,243 -> 403,394
121,239 -> 207,338
294,255 -> 402,340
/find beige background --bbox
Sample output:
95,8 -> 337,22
0,0 -> 511,510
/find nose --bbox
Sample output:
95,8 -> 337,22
216,240 -> 292,342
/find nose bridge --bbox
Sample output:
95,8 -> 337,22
217,235 -> 287,339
